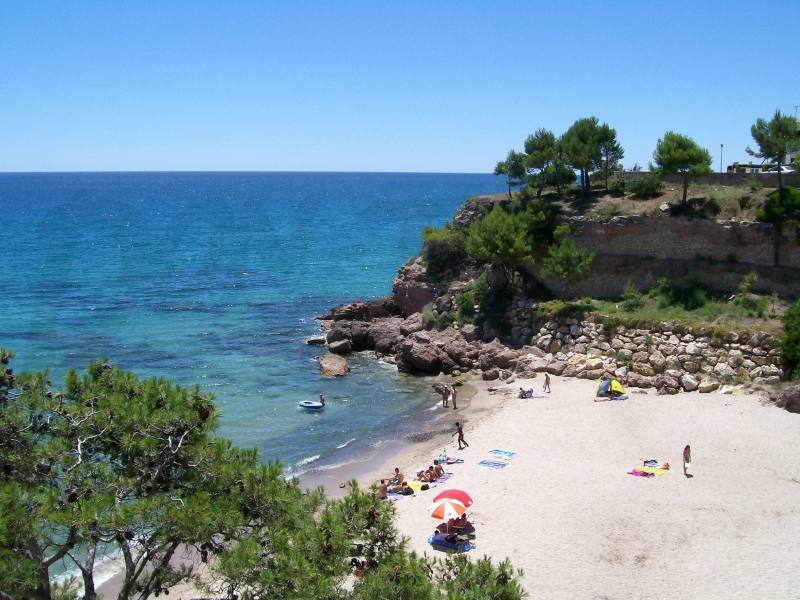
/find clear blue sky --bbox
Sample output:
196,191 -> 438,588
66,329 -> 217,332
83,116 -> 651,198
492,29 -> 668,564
1,1 -> 798,173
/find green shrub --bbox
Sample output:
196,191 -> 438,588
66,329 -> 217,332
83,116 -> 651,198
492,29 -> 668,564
629,174 -> 663,199
456,288 -> 476,324
422,223 -> 466,277
650,275 -> 708,310
473,270 -> 511,331
610,177 -> 626,196
781,299 -> 800,379
621,280 -> 644,312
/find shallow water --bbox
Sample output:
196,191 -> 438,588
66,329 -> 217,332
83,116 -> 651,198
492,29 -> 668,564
0,171 -> 505,473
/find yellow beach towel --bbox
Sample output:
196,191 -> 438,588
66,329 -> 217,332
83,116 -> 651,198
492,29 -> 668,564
639,466 -> 667,475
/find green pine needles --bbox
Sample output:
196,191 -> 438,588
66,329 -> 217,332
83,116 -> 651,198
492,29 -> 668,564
0,351 -> 526,600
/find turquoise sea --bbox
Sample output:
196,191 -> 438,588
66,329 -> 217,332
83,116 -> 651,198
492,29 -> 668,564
0,172 -> 505,475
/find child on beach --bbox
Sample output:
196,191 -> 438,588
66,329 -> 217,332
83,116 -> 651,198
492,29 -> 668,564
378,479 -> 388,500
683,445 -> 692,477
544,373 -> 551,393
453,422 -> 469,450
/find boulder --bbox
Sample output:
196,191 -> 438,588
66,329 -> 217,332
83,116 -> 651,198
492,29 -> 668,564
305,336 -> 327,346
545,361 -> 567,376
319,353 -> 350,377
698,378 -> 719,393
654,374 -> 680,395
461,324 -> 481,342
368,318 -> 403,355
648,351 -> 667,373
632,362 -> 656,377
400,313 -> 426,336
627,372 -> 655,388
680,373 -> 699,392
328,339 -> 352,355
326,325 -> 351,344
775,385 -> 800,413
400,339 -> 442,374
482,368 -> 500,381
714,362 -> 735,378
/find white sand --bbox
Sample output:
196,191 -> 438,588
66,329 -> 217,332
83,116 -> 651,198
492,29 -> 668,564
361,376 -> 800,600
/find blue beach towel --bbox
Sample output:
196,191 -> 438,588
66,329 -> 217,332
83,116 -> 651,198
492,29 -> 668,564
427,534 -> 474,553
490,449 -> 516,459
478,460 -> 508,469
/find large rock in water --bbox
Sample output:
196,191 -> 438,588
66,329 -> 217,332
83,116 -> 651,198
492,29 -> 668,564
319,353 -> 350,377
775,385 -> 800,413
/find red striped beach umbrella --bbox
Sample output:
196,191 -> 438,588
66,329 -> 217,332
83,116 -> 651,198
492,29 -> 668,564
433,489 -> 473,507
428,498 -> 467,521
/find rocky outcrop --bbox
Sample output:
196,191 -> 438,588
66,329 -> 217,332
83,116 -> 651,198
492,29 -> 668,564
392,257 -> 437,316
319,353 -> 350,377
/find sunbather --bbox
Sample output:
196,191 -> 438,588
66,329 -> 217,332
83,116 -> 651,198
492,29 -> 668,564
389,467 -> 404,485
433,460 -> 444,478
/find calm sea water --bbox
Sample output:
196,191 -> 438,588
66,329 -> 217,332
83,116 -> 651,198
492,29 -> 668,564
0,172 -> 504,474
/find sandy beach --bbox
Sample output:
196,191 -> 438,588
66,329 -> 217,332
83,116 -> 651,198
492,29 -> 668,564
358,375 -> 800,600
98,374 -> 800,600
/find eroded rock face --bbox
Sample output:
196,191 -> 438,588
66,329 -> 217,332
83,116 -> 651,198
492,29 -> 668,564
369,318 -> 403,355
319,353 -> 350,377
399,338 -> 441,374
400,313 -> 425,336
775,385 -> 800,413
392,258 -> 436,316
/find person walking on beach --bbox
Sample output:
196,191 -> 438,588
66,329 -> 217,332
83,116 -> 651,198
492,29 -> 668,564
451,386 -> 458,410
683,445 -> 692,478
543,373 -> 551,393
453,421 -> 469,450
441,385 -> 449,408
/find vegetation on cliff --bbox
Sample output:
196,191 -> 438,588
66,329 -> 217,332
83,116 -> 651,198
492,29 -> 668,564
0,350 -> 526,600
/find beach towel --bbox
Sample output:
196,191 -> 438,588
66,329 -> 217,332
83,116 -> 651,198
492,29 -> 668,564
434,473 -> 453,483
627,469 -> 655,478
427,534 -> 474,553
490,449 -> 516,459
446,458 -> 464,465
594,395 -> 628,402
639,466 -> 667,476
478,460 -> 508,469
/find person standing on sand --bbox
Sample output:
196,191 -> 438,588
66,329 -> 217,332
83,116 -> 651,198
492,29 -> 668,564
453,422 -> 469,450
378,479 -> 388,500
441,385 -> 449,408
683,445 -> 692,477
451,386 -> 458,410
544,373 -> 551,393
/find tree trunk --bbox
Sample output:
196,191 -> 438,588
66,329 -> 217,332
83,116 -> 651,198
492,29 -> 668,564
604,156 -> 609,192
507,181 -> 512,200
80,539 -> 98,600
682,171 -> 689,204
778,160 -> 784,196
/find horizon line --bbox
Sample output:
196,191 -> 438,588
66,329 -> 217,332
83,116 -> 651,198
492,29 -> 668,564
0,169 -> 497,176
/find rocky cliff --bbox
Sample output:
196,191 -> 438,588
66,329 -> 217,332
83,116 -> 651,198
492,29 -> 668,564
315,195 -> 793,397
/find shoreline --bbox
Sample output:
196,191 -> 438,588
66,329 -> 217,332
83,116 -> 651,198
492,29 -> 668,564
96,371 -> 800,599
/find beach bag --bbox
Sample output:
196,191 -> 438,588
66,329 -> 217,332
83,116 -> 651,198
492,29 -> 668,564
421,483 -> 429,491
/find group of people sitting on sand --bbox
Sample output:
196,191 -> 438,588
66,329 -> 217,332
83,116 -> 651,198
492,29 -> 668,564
377,467 -> 415,499
416,460 -> 445,483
